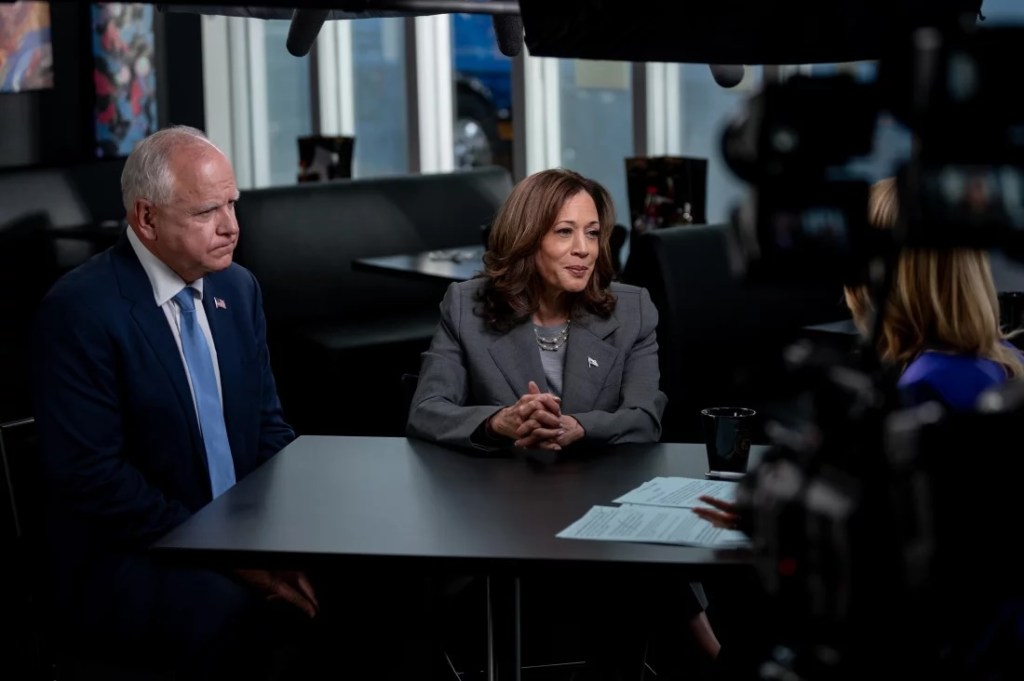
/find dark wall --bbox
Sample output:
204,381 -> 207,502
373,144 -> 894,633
0,2 -> 205,170
0,3 -> 206,423
0,2 -> 90,168
158,8 -> 206,132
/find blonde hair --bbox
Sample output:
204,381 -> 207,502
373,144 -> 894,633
845,177 -> 1023,378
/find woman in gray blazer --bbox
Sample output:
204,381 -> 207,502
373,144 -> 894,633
407,168 -> 667,453
407,168 -> 722,674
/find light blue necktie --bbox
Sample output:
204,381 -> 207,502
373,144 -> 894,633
174,287 -> 236,498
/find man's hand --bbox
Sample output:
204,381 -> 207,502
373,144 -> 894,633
234,568 -> 319,618
487,381 -> 562,440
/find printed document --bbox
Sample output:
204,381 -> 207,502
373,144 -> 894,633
557,504 -> 750,549
613,476 -> 738,509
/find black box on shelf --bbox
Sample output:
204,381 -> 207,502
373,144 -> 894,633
625,156 -> 708,234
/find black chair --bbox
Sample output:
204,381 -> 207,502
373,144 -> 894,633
622,223 -> 850,442
1,417 -> 53,680
0,215 -> 59,421
610,223 -> 628,277
401,372 -> 420,427
1,418 -> 176,680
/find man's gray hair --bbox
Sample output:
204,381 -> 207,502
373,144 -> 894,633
121,125 -> 222,214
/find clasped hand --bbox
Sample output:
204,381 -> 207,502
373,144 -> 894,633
488,381 -> 584,450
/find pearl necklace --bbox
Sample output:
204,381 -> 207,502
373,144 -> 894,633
535,320 -> 570,352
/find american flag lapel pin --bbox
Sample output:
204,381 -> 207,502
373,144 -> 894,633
214,297 -> 227,310
587,356 -> 599,368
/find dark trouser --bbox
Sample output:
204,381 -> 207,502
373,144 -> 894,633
515,574 -> 709,681
64,553 -> 320,679
303,569 -> 456,681
701,569 -> 775,681
60,550 -> 455,680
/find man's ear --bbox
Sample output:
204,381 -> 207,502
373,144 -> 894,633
133,199 -> 158,241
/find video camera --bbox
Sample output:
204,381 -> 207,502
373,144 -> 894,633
727,19 -> 1024,287
721,15 -> 1024,680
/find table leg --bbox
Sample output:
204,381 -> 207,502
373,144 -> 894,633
486,575 -> 520,681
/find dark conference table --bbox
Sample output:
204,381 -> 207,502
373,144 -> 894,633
153,436 -> 759,680
352,244 -> 484,283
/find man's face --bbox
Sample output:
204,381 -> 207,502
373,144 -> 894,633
141,145 -> 240,283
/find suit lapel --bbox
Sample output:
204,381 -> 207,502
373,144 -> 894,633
561,312 -> 621,413
488,321 -> 547,400
111,238 -> 201,448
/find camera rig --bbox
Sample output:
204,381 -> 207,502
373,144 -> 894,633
721,15 -> 1024,680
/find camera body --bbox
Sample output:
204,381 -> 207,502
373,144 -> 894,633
722,17 -> 1024,678
726,23 -> 1024,285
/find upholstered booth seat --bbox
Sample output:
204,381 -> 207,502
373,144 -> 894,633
0,161 -> 127,423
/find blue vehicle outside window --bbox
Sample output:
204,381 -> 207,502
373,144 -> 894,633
452,13 -> 512,169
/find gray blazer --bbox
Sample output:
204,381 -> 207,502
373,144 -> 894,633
407,279 -> 668,451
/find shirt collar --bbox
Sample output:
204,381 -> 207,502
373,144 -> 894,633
126,227 -> 204,307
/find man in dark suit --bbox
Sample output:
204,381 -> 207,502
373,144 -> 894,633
30,126 -> 318,678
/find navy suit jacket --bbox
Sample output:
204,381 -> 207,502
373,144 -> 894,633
30,234 -> 294,608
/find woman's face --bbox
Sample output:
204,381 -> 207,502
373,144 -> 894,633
534,190 -> 600,299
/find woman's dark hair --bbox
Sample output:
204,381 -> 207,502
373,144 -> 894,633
477,168 -> 617,331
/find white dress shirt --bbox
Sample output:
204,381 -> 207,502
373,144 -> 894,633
126,228 -> 225,413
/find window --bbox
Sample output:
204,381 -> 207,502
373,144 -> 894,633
450,13 -> 514,173
202,17 -> 314,188
558,60 -> 633,224
352,19 -> 409,176
261,20 -> 314,187
675,64 -> 754,224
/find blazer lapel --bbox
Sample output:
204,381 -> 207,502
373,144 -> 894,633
561,312 -> 621,413
111,238 -> 201,447
488,321 -> 548,401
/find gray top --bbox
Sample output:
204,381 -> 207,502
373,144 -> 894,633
534,322 -> 568,396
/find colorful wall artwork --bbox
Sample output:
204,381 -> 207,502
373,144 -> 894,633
92,3 -> 157,158
0,1 -> 54,93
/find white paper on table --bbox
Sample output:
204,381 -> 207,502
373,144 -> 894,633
556,503 -> 750,549
612,476 -> 739,509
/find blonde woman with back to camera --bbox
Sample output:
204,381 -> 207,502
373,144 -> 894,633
844,176 -> 1024,410
697,176 -> 1024,534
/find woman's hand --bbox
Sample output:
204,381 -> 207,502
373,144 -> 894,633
692,495 -> 741,530
487,381 -> 562,440
514,414 -> 585,450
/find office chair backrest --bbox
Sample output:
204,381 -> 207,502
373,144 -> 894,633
1,417 -> 55,679
2,418 -> 179,680
401,373 -> 419,429
623,224 -> 849,441
610,224 -> 628,277
1,417 -> 40,544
